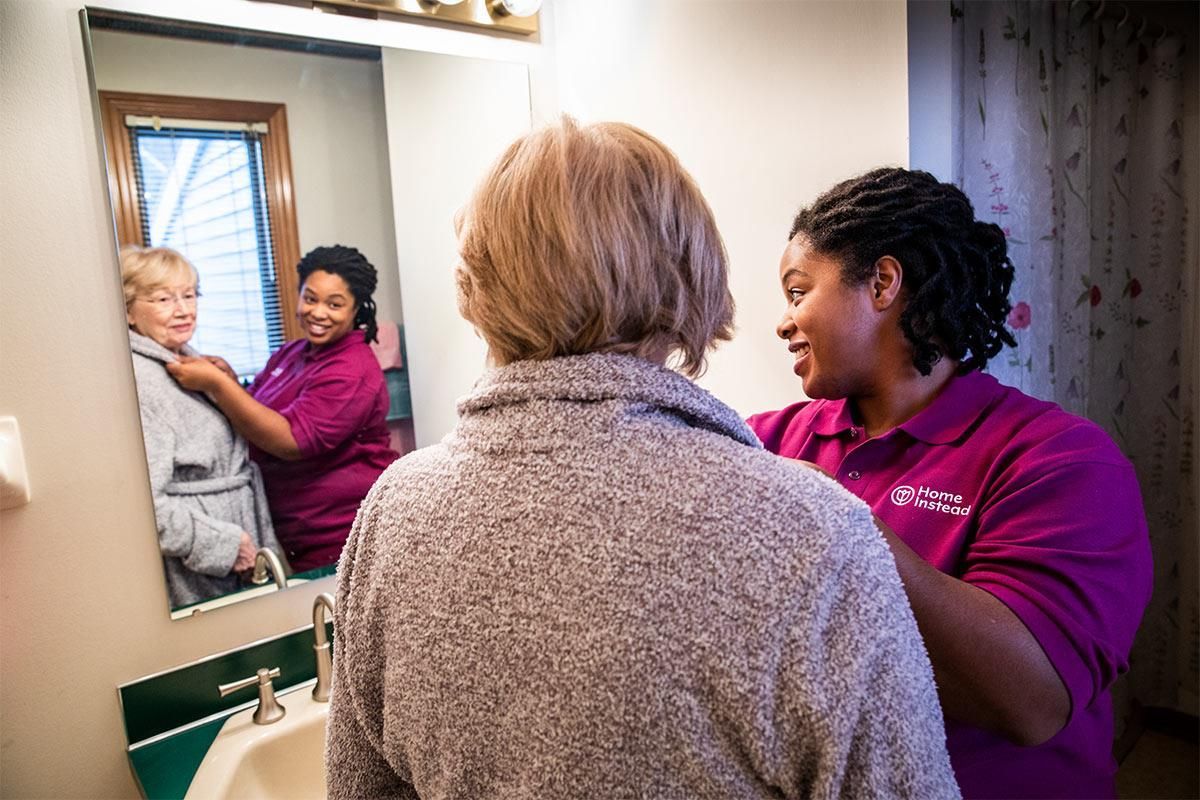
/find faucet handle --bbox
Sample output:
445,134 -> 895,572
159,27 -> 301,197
218,667 -> 286,725
218,666 -> 280,696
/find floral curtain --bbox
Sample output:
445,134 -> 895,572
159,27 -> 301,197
952,0 -> 1197,724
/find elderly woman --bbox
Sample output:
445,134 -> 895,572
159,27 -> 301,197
166,245 -> 399,572
325,119 -> 960,799
122,246 -> 280,609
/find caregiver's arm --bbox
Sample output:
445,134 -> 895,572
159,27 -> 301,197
166,357 -> 302,461
874,515 -> 1070,747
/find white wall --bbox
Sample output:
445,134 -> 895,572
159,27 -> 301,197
543,0 -> 910,416
89,29 -> 406,327
381,50 -> 532,447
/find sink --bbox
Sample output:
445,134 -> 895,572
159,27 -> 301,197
184,686 -> 329,800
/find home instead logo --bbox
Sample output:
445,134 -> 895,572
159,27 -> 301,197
890,484 -> 972,516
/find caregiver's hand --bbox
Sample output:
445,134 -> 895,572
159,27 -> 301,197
166,354 -> 232,393
201,354 -> 239,382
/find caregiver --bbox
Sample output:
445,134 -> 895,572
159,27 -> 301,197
748,168 -> 1152,800
167,245 -> 398,572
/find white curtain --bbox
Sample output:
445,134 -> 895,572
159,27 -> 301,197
952,0 -> 1198,726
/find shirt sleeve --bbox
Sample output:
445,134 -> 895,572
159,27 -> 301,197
277,362 -> 380,459
962,456 -> 1152,719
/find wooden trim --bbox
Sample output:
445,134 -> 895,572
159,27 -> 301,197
97,91 -> 303,340
261,105 -> 303,341
98,92 -> 145,246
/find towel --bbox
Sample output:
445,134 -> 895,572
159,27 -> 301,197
370,321 -> 403,370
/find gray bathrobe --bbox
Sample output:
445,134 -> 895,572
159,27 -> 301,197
327,353 -> 959,799
128,331 -> 281,609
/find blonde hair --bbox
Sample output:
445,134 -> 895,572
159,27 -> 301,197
456,117 -> 734,378
120,246 -> 199,309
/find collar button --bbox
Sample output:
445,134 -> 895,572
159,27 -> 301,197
847,427 -> 859,439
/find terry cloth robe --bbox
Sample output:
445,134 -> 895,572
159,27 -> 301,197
128,331 -> 283,608
328,352 -> 960,800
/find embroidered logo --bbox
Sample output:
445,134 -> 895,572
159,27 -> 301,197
890,484 -> 972,517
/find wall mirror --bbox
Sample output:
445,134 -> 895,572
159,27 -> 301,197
82,7 -> 532,619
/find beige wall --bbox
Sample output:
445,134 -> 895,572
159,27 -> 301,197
0,5 -> 334,797
0,1 -> 907,797
544,0 -> 910,415
89,29 -> 405,327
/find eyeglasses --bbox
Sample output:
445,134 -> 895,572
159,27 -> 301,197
137,290 -> 199,310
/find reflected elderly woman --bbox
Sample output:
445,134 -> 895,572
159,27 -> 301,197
121,246 -> 281,609
326,118 -> 959,798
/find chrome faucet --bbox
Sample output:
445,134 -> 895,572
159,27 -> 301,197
250,548 -> 287,591
312,592 -> 335,702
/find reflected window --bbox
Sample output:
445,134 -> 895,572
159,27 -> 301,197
131,125 -> 283,380
99,91 -> 304,382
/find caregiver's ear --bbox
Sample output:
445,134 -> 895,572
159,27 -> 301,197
871,255 -> 903,309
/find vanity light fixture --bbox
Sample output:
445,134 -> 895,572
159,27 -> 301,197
245,0 -> 539,35
490,0 -> 542,17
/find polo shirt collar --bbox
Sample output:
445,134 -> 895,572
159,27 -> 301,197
806,370 -> 1002,445
897,369 -> 1002,445
807,398 -> 858,437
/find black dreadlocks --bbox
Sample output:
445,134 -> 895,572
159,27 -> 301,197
296,245 -> 380,344
789,167 -> 1016,376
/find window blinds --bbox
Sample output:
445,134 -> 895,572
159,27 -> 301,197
129,124 -> 286,382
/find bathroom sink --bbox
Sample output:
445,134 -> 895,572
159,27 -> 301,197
185,686 -> 329,800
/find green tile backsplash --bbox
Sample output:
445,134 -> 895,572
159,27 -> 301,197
119,622 -> 333,745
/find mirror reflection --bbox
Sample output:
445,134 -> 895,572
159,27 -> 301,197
88,16 -> 420,617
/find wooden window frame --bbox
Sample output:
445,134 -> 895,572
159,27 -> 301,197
98,90 -> 304,341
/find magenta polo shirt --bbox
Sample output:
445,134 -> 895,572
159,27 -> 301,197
249,332 -> 399,572
747,370 -> 1151,800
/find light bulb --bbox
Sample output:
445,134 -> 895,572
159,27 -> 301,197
491,0 -> 542,17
